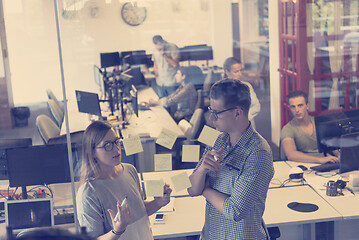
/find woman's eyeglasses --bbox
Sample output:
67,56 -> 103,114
96,138 -> 122,152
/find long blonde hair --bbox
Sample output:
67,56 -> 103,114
80,120 -> 113,183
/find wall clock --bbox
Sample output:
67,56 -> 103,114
121,2 -> 147,26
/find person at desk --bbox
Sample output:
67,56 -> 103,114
152,35 -> 180,98
187,79 -> 274,240
223,57 -> 261,122
76,121 -> 172,239
281,90 -> 340,163
145,66 -> 198,122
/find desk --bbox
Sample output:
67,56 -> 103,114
264,185 -> 342,227
149,196 -> 205,239
61,87 -> 184,138
270,161 -> 306,188
61,87 -> 184,173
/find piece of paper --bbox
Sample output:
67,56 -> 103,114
198,125 -> 221,147
122,136 -> 143,156
156,128 -> 178,149
154,154 -> 172,171
182,145 -> 200,162
145,179 -> 164,197
170,172 -> 192,192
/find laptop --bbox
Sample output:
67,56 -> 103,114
340,145 -> 359,173
5,198 -> 54,233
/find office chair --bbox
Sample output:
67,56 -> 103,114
47,99 -> 64,127
46,89 -> 62,110
36,115 -> 61,144
178,108 -> 204,144
36,114 -> 84,145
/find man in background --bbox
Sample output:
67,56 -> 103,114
281,90 -> 340,163
152,35 -> 180,98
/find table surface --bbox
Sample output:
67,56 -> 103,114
149,196 -> 205,239
264,185 -> 342,227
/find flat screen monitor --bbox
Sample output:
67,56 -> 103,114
75,90 -> 102,117
314,109 -> 359,154
339,132 -> 359,173
129,85 -> 138,117
5,198 -> 54,231
0,138 -> 32,182
100,52 -> 121,68
6,144 -> 71,188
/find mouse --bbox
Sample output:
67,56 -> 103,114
297,165 -> 308,171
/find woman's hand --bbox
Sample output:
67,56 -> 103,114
108,200 -> 131,233
154,184 -> 172,208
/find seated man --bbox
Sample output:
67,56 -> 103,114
281,90 -> 339,163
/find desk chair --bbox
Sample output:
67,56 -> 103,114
47,99 -> 64,127
16,227 -> 93,240
178,108 -> 204,144
36,114 -> 84,145
46,89 -> 62,110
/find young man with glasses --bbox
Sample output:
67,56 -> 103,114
188,79 -> 274,240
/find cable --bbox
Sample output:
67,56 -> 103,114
314,171 -> 338,178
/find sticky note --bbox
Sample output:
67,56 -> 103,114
156,128 -> 178,149
154,154 -> 172,171
145,179 -> 164,197
198,125 -> 221,147
122,136 -> 143,156
171,172 -> 192,192
182,145 -> 200,162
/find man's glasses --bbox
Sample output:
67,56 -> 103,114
208,106 -> 236,120
96,138 -> 122,152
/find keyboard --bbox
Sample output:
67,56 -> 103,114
310,162 -> 340,172
54,213 -> 74,225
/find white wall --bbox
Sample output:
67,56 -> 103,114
4,0 -> 219,104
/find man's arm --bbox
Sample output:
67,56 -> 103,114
163,53 -> 179,68
153,61 -> 158,79
188,149 -> 223,197
282,137 -> 339,164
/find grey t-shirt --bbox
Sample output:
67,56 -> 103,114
76,163 -> 153,239
280,116 -> 324,158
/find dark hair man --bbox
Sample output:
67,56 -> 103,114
281,90 -> 340,163
187,79 -> 274,239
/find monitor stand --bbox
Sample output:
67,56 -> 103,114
21,186 -> 27,199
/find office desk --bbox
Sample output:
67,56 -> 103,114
264,185 -> 342,227
149,196 -> 205,239
270,161 -> 307,188
61,87 -> 184,138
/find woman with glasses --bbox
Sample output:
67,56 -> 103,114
76,121 -> 172,239
223,57 -> 261,124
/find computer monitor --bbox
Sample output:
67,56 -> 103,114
100,52 -> 121,69
0,138 -> 32,184
5,198 -> 54,232
314,109 -> 359,154
129,85 -> 138,117
75,90 -> 102,117
339,133 -> 359,173
6,143 -> 71,188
